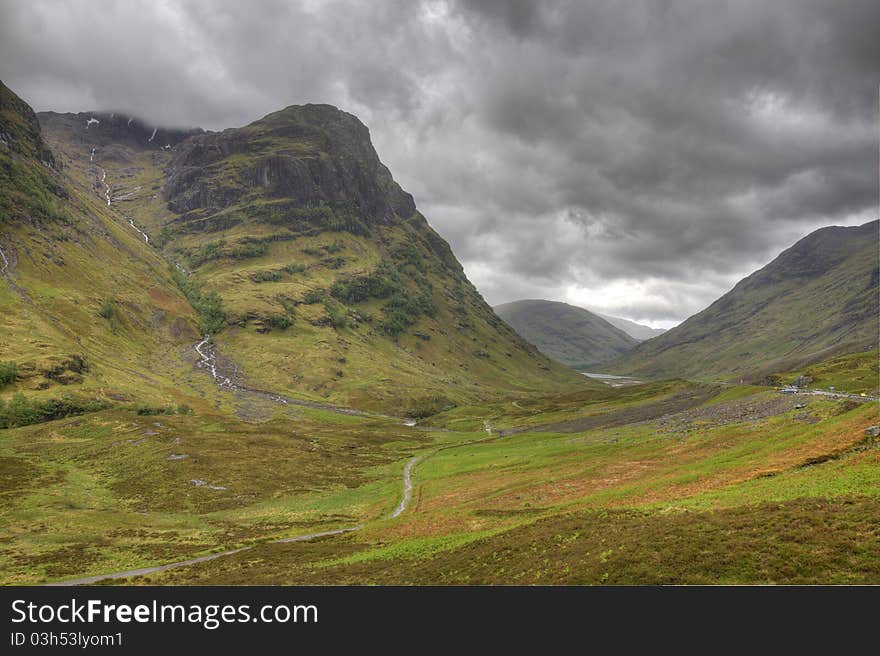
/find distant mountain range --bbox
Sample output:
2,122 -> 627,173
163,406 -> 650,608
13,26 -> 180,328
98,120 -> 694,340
592,312 -> 667,341
609,220 -> 879,381
494,300 -> 638,369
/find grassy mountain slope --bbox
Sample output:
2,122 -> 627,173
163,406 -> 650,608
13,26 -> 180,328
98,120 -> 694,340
609,221 -> 879,381
39,104 -> 591,414
1,81 -> 203,413
495,299 -> 638,369
594,312 -> 666,341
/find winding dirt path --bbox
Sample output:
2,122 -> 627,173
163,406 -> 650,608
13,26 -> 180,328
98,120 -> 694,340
46,548 -> 252,586
49,454 -> 421,586
47,391 -> 517,586
390,456 -> 422,519
48,339 -> 430,586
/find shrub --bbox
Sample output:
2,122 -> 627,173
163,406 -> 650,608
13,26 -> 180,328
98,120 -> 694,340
155,226 -> 174,248
324,240 -> 344,254
171,267 -> 226,334
133,404 -> 175,416
303,289 -> 325,304
379,289 -> 436,337
228,241 -> 269,260
323,301 -> 348,330
0,152 -> 69,224
322,256 -> 346,269
250,269 -> 282,283
264,314 -> 292,330
393,241 -> 427,272
99,298 -> 116,320
176,404 -> 194,415
283,263 -> 306,275
186,240 -> 226,266
0,393 -> 110,429
407,395 -> 455,419
329,262 -> 435,337
0,361 -> 17,386
329,262 -> 403,304
276,295 -> 298,315
321,207 -> 369,235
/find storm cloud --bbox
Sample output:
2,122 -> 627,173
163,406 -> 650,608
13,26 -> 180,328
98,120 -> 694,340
1,0 -> 876,327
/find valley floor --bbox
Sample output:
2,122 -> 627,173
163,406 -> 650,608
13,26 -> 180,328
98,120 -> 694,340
1,354 -> 877,585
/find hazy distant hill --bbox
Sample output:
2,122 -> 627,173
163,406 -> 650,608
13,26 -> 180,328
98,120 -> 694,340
593,312 -> 667,341
609,221 -> 879,380
494,299 -> 638,369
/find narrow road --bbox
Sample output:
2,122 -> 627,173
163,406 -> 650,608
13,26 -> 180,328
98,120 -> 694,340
800,389 -> 879,402
390,457 -> 421,519
46,548 -> 252,586
50,453 -> 421,586
50,341 -> 432,585
47,412 -> 512,586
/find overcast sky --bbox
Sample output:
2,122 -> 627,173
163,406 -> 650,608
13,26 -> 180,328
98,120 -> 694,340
1,0 -> 876,327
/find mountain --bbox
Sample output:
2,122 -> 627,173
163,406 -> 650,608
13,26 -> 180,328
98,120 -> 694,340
30,95 -> 589,414
494,299 -> 638,369
592,312 -> 666,341
1,81 -> 202,412
609,221 -> 879,381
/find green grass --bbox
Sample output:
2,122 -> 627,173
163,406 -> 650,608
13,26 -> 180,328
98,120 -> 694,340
125,379 -> 879,586
0,408 -> 436,583
770,350 -> 878,395
1,356 -> 876,585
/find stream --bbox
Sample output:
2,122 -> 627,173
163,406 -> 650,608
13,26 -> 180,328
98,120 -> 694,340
96,158 -> 151,242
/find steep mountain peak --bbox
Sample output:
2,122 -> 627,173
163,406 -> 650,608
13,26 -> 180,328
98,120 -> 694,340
164,103 -> 415,227
259,102 -> 365,129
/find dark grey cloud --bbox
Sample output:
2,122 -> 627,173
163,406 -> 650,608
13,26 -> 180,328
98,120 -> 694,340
1,0 -> 875,327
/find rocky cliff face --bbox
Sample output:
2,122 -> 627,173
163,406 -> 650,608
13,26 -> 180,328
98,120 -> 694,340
0,80 -> 56,166
164,104 -> 415,225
